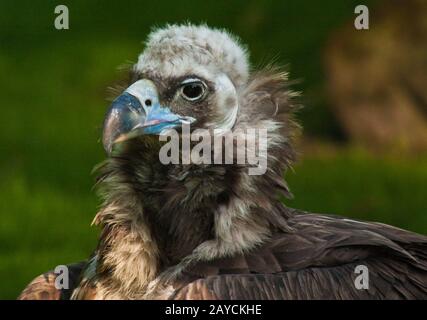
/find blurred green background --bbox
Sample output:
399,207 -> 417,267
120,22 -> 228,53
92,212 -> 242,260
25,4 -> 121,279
1,0 -> 426,299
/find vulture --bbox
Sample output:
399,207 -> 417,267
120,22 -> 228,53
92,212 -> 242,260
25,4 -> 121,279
19,24 -> 427,300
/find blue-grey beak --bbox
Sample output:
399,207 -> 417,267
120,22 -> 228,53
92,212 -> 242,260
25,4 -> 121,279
102,79 -> 195,154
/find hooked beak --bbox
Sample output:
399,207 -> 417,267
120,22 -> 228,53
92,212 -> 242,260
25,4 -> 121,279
102,79 -> 195,154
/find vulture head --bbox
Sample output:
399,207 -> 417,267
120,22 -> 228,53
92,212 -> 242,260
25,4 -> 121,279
103,25 -> 251,152
94,24 -> 299,295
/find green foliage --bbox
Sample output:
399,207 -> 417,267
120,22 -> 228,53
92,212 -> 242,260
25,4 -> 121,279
285,151 -> 427,235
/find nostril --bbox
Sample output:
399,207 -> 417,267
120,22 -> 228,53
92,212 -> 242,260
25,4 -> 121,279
145,99 -> 152,107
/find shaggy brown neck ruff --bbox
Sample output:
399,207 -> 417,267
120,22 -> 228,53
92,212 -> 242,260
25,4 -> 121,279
90,69 -> 299,297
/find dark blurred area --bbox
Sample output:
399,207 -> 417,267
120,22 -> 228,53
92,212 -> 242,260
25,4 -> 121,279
325,0 -> 427,153
1,0 -> 426,298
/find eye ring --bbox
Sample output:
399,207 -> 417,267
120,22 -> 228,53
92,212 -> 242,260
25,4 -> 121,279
179,79 -> 207,102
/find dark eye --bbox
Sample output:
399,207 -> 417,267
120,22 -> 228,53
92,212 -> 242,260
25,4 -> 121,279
180,80 -> 206,101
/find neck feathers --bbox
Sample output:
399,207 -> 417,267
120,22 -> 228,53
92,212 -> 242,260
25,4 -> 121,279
90,67 -> 299,297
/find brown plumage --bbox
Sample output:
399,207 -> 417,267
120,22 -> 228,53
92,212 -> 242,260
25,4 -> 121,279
18,262 -> 85,300
19,24 -> 427,300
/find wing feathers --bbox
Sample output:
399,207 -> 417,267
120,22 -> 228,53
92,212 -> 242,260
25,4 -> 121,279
173,211 -> 427,300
